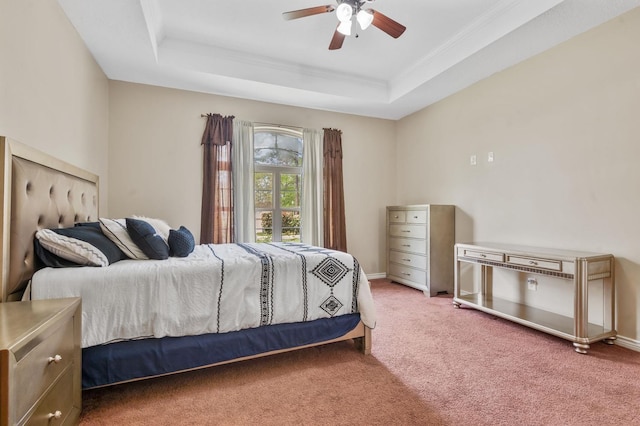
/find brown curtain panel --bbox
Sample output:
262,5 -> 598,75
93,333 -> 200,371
323,128 -> 347,252
200,113 -> 235,244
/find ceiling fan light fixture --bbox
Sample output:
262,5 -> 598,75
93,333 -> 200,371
336,3 -> 353,23
337,19 -> 352,36
356,9 -> 373,30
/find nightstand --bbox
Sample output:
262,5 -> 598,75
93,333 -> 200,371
0,298 -> 81,426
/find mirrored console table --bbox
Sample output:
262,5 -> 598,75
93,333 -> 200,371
453,242 -> 616,354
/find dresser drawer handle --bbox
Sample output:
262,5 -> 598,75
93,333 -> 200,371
47,410 -> 63,420
401,244 -> 410,247
480,254 -> 486,258
47,354 -> 63,364
401,272 -> 411,276
401,230 -> 411,233
529,261 -> 538,265
402,258 -> 411,262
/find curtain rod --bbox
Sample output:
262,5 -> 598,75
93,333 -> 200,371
253,121 -> 304,131
200,116 -> 305,131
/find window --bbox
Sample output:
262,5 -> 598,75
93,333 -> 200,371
254,127 -> 303,243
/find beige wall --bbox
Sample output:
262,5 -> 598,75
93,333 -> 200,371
396,8 -> 640,343
0,0 -> 109,212
108,82 -> 397,275
3,0 -> 639,345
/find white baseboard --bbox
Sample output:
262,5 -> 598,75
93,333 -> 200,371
365,272 -> 386,280
614,335 -> 640,352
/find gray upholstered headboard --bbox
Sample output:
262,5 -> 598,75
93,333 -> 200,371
1,137 -> 99,301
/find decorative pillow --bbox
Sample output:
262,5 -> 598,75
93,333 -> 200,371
99,218 -> 149,260
34,239 -> 85,268
168,226 -> 195,257
125,218 -> 169,260
35,225 -> 126,267
132,216 -> 171,242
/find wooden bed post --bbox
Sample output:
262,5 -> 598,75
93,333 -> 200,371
354,326 -> 372,355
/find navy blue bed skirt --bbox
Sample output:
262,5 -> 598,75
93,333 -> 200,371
82,313 -> 362,389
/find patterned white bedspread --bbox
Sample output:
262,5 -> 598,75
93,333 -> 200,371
31,243 -> 376,348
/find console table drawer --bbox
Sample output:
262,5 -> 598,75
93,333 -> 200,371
389,225 -> 427,239
460,248 -> 504,263
506,255 -> 562,271
389,251 -> 427,269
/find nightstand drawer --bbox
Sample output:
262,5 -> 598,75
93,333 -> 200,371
389,225 -> 427,239
15,316 -> 74,419
389,251 -> 427,269
389,238 -> 427,255
24,367 -> 75,426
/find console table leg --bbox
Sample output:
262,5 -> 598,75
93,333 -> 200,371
573,342 -> 590,354
603,337 -> 616,345
452,300 -> 461,308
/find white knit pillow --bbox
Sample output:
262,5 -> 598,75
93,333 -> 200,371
35,229 -> 109,266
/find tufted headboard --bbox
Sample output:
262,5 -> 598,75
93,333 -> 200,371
1,137 -> 99,301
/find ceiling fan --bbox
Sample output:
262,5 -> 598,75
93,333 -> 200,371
282,0 -> 406,50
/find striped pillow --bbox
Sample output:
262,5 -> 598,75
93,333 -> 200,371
36,228 -> 111,266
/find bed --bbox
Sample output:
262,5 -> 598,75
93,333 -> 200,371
0,136 -> 375,389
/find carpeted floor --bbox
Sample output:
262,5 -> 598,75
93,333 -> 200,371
79,279 -> 640,425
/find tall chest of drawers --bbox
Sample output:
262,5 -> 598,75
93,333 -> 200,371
386,205 -> 455,296
0,298 -> 81,426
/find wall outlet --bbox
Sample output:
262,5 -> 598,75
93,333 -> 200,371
470,155 -> 477,165
527,278 -> 538,291
487,152 -> 494,162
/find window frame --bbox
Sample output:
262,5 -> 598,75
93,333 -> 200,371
253,126 -> 303,243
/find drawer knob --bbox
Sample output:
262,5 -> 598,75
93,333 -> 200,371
47,354 -> 63,364
48,410 -> 63,420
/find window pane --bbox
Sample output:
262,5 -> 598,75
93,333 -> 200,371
281,211 -> 300,243
255,211 -> 273,243
254,173 -> 273,208
280,173 -> 301,208
254,131 -> 302,167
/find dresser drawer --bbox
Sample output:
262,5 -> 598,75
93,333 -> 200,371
406,210 -> 427,224
15,316 -> 74,419
389,237 -> 427,255
459,248 -> 504,263
388,264 -> 427,286
24,367 -> 75,426
388,210 -> 406,223
389,224 -> 427,239
506,255 -> 562,271
389,251 -> 427,269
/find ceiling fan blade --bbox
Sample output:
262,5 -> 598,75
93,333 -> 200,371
282,5 -> 335,20
370,9 -> 406,39
329,27 -> 345,50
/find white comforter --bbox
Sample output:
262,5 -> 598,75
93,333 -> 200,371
31,243 -> 376,348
